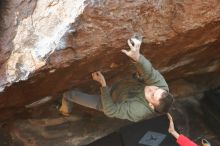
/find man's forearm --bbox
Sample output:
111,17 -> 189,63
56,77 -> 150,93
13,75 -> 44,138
100,86 -> 118,117
134,54 -> 154,80
170,130 -> 180,139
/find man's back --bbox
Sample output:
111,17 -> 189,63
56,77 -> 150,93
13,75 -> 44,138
110,76 -> 145,103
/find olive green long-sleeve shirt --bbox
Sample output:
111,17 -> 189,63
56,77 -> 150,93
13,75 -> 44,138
100,55 -> 169,122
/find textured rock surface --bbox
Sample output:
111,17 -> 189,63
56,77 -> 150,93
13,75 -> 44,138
0,0 -> 220,113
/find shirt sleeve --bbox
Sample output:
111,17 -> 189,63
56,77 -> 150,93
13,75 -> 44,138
177,135 -> 198,146
134,55 -> 169,91
100,86 -> 153,122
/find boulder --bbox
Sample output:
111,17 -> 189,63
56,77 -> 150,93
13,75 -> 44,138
0,0 -> 220,111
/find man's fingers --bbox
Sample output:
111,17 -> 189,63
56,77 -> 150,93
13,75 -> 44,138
127,39 -> 135,51
167,113 -> 172,121
96,71 -> 102,76
92,73 -> 97,79
130,38 -> 141,50
131,38 -> 141,47
127,39 -> 134,50
92,72 -> 99,78
121,49 -> 129,55
92,71 -> 102,75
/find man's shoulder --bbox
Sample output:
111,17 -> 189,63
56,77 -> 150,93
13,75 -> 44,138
128,99 -> 154,113
127,100 -> 156,122
149,70 -> 169,91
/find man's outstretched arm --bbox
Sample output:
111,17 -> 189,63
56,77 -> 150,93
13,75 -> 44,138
122,37 -> 168,91
134,55 -> 169,91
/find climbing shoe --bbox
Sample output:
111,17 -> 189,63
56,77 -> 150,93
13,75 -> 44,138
59,96 -> 73,116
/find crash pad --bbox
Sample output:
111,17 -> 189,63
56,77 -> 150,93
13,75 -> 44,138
87,115 -> 178,146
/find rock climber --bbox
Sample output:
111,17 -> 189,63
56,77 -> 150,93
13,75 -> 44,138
59,34 -> 174,122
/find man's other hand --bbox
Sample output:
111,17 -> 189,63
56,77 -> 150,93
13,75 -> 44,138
92,71 -> 107,87
167,113 -> 180,139
167,113 -> 175,134
121,37 -> 141,62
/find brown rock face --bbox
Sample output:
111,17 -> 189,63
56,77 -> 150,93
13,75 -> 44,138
0,0 -> 220,114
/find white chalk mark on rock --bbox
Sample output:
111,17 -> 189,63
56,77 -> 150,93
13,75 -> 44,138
25,96 -> 52,108
160,59 -> 194,73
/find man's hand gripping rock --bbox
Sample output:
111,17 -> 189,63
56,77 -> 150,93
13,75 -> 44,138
92,71 -> 107,87
121,35 -> 142,61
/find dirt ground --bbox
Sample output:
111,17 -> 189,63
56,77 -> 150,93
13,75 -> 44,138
0,95 -> 219,146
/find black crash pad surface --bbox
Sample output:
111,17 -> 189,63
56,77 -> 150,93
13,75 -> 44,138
87,132 -> 123,146
87,115 -> 178,146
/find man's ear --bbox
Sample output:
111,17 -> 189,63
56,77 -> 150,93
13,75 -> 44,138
149,103 -> 155,110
